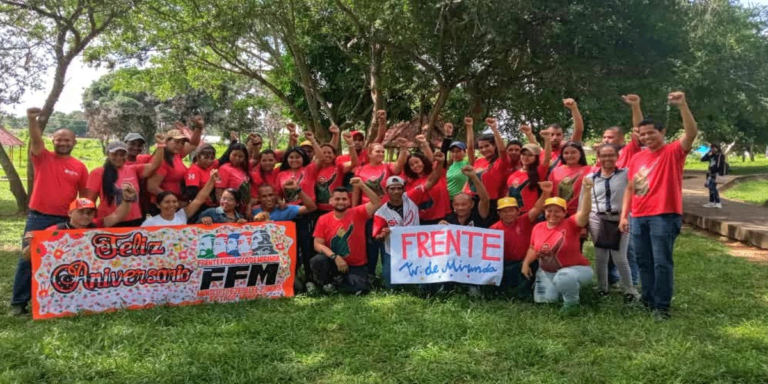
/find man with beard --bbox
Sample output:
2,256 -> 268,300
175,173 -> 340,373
251,181 -> 317,222
123,132 -> 152,165
311,178 -> 383,294
10,107 -> 89,316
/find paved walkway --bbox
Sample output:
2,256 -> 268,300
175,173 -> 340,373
682,171 -> 768,249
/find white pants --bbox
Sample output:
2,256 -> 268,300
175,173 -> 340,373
534,266 -> 593,305
588,212 -> 637,295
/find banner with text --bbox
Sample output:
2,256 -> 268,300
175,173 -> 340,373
390,225 -> 504,285
30,222 -> 296,320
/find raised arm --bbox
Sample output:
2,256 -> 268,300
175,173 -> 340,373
621,94 -> 644,128
441,123 -> 454,167
528,181 -> 553,221
284,179 -> 317,215
575,177 -> 593,227
465,117 -> 476,165
541,131 -> 553,169
520,124 -> 538,146
486,117 -> 507,162
102,183 -> 138,227
669,92 -> 698,152
185,169 -> 219,217
341,132 -> 358,172
463,165 -> 490,218
416,128 -> 433,162
305,131 -> 324,163
141,134 -> 167,178
392,138 -> 409,175
286,123 -> 299,148
564,98 -> 583,143
351,177 -> 383,217
373,110 -> 388,144
181,115 -> 204,157
425,151 -> 445,189
329,124 -> 340,151
27,107 -> 45,156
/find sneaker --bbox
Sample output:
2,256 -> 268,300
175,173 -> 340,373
714,203 -> 722,209
559,302 -> 581,316
305,282 -> 318,295
10,305 -> 28,317
702,203 -> 715,208
608,282 -> 622,293
652,309 -> 671,321
598,290 -> 610,299
322,284 -> 336,294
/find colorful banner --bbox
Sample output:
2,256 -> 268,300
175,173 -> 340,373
30,222 -> 296,320
389,225 -> 504,285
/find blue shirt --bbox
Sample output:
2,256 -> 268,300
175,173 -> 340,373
252,205 -> 300,221
197,207 -> 243,224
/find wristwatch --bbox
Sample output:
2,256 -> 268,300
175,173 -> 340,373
329,253 -> 337,260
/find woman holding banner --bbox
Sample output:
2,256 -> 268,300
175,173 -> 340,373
142,169 -> 219,227
522,177 -> 594,315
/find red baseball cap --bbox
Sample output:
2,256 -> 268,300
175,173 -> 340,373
351,130 -> 365,139
69,198 -> 97,212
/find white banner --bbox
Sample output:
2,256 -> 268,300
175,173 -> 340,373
389,225 -> 504,285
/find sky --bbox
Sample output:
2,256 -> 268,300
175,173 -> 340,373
3,0 -> 768,117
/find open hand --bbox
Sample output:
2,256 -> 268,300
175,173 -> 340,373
335,256 -> 349,274
619,217 -> 629,233
522,263 -> 533,279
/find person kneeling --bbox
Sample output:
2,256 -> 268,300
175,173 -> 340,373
311,178 -> 382,294
522,178 -> 594,315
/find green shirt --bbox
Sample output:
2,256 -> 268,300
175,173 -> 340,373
446,160 -> 469,198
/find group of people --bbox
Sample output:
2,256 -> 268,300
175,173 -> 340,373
11,91 -> 697,321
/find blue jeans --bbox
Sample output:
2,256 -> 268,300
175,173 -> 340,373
630,214 -> 682,311
706,175 -> 720,203
11,211 -> 68,307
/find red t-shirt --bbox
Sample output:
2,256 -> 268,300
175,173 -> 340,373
307,162 -> 346,211
406,174 -> 451,221
186,163 -> 217,205
216,163 -> 249,190
549,164 -> 589,216
86,164 -> 144,223
156,154 -> 187,196
490,217 -> 535,262
541,147 -> 563,170
530,216 -> 590,272
313,205 -> 369,266
628,140 -> 687,217
275,167 -> 316,205
250,166 -> 280,199
126,154 -> 152,166
29,148 -> 89,217
355,163 -> 394,204
464,155 -> 510,200
506,163 -> 548,213
336,148 -> 369,168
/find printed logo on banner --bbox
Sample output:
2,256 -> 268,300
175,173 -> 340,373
389,224 -> 504,286
30,222 -> 297,320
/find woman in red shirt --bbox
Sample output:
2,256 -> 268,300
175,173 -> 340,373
548,141 -> 590,216
146,118 -> 203,204
403,135 -> 451,224
215,143 -> 251,209
250,149 -> 280,200
464,117 -> 509,213
522,178 -> 594,315
84,137 -> 165,227
507,130 -> 552,214
306,130 -> 358,213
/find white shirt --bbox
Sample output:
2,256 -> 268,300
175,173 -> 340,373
374,192 -> 420,254
141,209 -> 188,227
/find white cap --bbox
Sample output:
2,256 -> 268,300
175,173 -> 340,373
386,176 -> 406,188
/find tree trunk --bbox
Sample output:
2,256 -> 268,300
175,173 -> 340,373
749,144 -> 755,161
427,84 -> 453,140
367,43 -> 385,141
0,143 -> 28,213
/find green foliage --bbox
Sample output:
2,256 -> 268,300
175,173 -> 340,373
722,179 -> 768,205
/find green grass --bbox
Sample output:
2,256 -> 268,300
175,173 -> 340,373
1,185 -> 768,383
723,179 -> 768,206
685,153 -> 768,175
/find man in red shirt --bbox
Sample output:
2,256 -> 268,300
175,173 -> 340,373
489,181 -> 552,299
311,177 -> 383,294
620,91 -> 698,321
522,98 -> 584,174
11,107 -> 89,316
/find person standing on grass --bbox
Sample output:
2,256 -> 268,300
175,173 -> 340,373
701,143 -> 726,209
84,138 -> 165,228
311,178 -> 383,294
619,91 -> 698,321
522,178 -> 594,315
10,107 -> 89,316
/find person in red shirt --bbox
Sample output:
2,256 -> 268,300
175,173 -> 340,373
11,107 -> 89,316
463,117 -> 509,208
522,98 -> 584,173
507,131 -> 552,214
146,116 -> 204,205
84,137 -> 165,228
549,141 -> 590,216
403,135 -> 451,224
249,149 -> 280,203
184,144 -> 219,219
311,178 -> 383,294
215,142 -> 251,209
522,178 -> 594,315
505,140 -> 523,172
306,129 -> 358,213
619,92 -> 698,321
490,181 -> 552,299
123,132 -> 153,165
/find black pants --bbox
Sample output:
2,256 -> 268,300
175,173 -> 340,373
296,213 -> 319,283
309,254 -> 370,294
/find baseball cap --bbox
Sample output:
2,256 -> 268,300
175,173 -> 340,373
123,132 -> 146,143
300,140 -> 312,147
522,143 -> 541,156
69,198 -> 97,212
449,141 -> 467,150
497,197 -> 519,210
106,141 -> 128,153
386,176 -> 406,188
351,130 -> 365,139
544,197 -> 567,211
166,129 -> 188,141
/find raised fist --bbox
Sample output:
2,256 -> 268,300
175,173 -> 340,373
464,117 -> 473,126
329,124 -> 340,134
121,183 -> 138,201
621,94 -> 640,106
538,181 -> 553,194
668,92 -> 686,106
376,110 -> 387,122
155,133 -> 166,143
283,179 -> 298,191
461,164 -> 475,176
395,137 -> 409,148
349,177 -> 363,187
304,131 -> 315,141
433,150 -> 445,163
421,124 -> 429,134
26,107 -> 42,121
582,177 -> 594,189
563,98 -> 577,110
415,134 -> 427,144
230,131 -> 239,141
286,123 -> 297,133
290,132 -> 299,141
342,131 -> 353,144
485,117 -> 497,128
191,115 -> 204,128
443,123 -> 454,137
210,168 -> 220,181
519,124 -> 532,135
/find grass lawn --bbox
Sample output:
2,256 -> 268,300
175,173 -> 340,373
1,186 -> 768,382
685,153 -> 768,175
723,180 -> 768,206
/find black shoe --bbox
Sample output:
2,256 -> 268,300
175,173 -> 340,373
624,293 -> 641,304
10,305 -> 28,317
652,309 -> 671,322
598,290 -> 610,299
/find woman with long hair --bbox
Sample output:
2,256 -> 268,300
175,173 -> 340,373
403,134 -> 451,224
146,117 -> 204,202
198,188 -> 247,224
548,141 -> 590,216
142,169 -> 219,227
215,142 -> 251,211
185,144 -> 218,216
462,117 -> 509,211
507,129 -> 552,214
305,128 -> 358,213
84,136 -> 166,227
